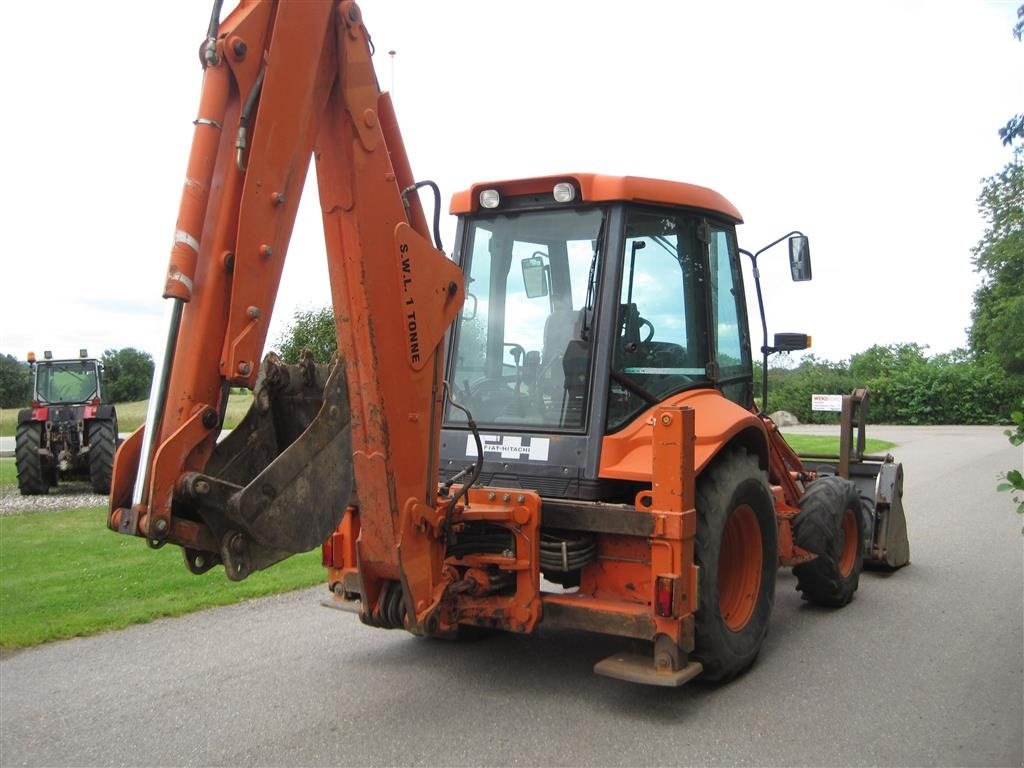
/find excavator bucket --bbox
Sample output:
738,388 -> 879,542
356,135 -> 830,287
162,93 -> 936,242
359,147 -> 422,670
835,457 -> 910,569
799,389 -> 910,570
180,352 -> 354,580
862,460 -> 910,569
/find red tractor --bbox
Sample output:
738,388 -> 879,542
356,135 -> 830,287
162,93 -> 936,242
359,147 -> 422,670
16,350 -> 118,495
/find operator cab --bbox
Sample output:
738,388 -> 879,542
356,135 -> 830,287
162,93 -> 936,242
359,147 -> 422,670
440,174 -> 753,500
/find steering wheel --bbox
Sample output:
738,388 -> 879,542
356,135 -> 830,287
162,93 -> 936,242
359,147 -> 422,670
466,368 -> 526,420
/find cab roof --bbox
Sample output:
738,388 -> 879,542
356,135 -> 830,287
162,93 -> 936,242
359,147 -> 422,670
449,173 -> 743,223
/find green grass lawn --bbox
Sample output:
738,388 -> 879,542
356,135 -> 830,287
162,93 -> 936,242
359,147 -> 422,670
783,434 -> 895,456
1,393 -> 253,437
1,457 -> 15,488
0,507 -> 325,650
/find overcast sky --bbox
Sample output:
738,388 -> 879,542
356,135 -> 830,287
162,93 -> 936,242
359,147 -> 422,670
1,1 -> 1021,368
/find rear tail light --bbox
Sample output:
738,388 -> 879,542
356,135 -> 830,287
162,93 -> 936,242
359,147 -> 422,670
655,575 -> 675,618
321,538 -> 334,568
32,407 -> 49,422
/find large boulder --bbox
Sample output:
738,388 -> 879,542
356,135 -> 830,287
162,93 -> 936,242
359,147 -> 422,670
769,410 -> 800,427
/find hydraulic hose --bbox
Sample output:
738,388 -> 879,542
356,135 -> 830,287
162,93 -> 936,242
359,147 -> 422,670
446,526 -> 514,559
401,180 -> 444,253
442,383 -> 483,545
203,0 -> 224,67
539,530 -> 598,572
236,66 -> 266,172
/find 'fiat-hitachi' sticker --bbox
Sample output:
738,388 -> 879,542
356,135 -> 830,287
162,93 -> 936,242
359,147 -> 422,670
466,434 -> 550,462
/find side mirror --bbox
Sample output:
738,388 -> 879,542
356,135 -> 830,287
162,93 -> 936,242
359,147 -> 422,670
788,235 -> 812,282
521,255 -> 549,299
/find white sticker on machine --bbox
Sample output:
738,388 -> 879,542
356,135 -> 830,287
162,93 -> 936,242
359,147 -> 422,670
466,434 -> 550,462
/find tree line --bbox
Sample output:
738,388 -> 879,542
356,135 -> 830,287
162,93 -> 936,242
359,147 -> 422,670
759,343 -> 1021,425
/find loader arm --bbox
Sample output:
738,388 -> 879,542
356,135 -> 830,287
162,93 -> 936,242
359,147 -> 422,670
109,1 -> 464,619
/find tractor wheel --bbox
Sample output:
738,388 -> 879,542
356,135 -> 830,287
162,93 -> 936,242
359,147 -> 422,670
15,423 -> 49,495
792,475 -> 865,607
88,418 -> 117,495
693,449 -> 777,683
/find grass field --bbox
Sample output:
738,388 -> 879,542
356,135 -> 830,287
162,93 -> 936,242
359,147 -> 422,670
0,507 -> 324,650
0,393 -> 254,437
1,457 -> 15,487
783,434 -> 894,456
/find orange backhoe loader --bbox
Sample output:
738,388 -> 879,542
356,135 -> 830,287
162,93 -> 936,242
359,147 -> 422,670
109,0 -> 909,686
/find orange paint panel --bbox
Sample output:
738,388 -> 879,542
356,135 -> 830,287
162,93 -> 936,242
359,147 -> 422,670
600,389 -> 768,482
108,426 -> 143,521
392,222 -> 464,372
450,173 -> 742,223
146,408 -> 216,537
222,2 -> 337,383
581,534 -> 652,603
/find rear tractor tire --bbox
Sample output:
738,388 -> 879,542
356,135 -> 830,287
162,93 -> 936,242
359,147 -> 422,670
88,418 -> 117,495
693,449 -> 778,684
15,422 -> 50,496
792,475 -> 865,607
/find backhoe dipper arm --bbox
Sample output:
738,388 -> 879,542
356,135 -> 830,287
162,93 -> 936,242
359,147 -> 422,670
109,1 -> 464,610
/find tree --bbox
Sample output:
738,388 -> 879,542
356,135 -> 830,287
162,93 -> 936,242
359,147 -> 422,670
969,148 -> 1024,376
998,4 -> 1023,146
0,353 -> 31,408
275,307 -> 337,364
849,343 -> 928,381
100,348 -> 154,403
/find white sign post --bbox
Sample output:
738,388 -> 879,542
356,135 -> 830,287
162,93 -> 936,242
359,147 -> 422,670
811,394 -> 844,412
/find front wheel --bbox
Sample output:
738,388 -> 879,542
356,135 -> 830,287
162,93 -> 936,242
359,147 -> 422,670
792,475 -> 865,606
693,449 -> 777,683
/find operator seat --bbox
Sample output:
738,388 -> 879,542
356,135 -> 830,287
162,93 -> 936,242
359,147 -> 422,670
543,309 -> 589,426
542,309 -> 579,367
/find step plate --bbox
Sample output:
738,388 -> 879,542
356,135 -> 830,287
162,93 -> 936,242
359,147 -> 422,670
594,652 -> 703,687
320,594 -> 361,614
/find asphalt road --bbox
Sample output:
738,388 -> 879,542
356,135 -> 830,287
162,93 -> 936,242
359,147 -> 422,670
1,426 -> 1021,767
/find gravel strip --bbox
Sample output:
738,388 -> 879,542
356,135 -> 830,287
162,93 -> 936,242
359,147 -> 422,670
0,483 -> 107,515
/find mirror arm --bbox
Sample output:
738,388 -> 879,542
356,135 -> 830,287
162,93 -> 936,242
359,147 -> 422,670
740,247 -> 771,416
742,231 -> 807,415
753,230 -> 805,261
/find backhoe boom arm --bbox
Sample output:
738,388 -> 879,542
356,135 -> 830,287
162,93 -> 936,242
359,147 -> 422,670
109,1 -> 464,613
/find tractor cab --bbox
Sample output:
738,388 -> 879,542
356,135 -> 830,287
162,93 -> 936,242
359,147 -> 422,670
440,174 -> 754,500
30,351 -> 103,406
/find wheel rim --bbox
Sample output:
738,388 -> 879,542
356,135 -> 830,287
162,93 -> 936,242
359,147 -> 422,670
718,503 -> 763,632
838,507 -> 858,577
